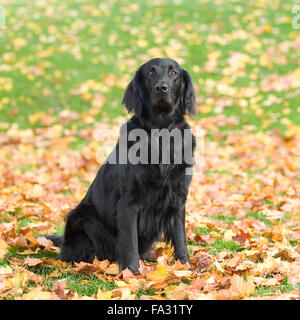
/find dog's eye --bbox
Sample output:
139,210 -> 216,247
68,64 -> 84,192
148,71 -> 153,77
170,71 -> 177,77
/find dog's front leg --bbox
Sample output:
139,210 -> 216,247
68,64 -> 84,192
170,207 -> 192,269
117,200 -> 140,273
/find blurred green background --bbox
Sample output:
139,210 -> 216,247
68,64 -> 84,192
0,0 -> 299,133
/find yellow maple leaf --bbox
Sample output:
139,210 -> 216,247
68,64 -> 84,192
146,264 -> 169,282
22,287 -> 53,300
96,289 -> 112,300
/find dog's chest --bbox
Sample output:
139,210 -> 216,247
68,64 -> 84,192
136,170 -> 189,238
139,166 -> 188,211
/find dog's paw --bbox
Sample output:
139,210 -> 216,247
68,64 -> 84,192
127,264 -> 141,275
120,261 -> 141,275
140,253 -> 156,263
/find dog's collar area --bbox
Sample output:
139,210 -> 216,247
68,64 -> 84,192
152,123 -> 179,130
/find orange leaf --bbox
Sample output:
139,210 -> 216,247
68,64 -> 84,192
23,257 -> 43,267
230,275 -> 255,298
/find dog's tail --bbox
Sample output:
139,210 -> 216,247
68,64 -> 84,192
46,235 -> 64,247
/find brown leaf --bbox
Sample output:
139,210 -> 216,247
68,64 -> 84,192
53,280 -> 74,300
196,254 -> 212,272
227,252 -> 243,270
121,268 -> 135,281
138,259 -> 154,275
73,261 -> 99,275
194,234 -> 215,245
36,236 -> 59,251
189,276 -> 209,290
232,235 -> 246,244
73,257 -> 116,276
23,257 -> 43,267
105,263 -> 120,275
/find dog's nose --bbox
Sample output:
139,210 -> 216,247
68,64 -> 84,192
155,82 -> 169,93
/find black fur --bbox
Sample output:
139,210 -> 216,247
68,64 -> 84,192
47,58 -> 196,273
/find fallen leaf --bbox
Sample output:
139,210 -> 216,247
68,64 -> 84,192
53,280 -> 74,300
21,287 -> 55,300
96,289 -> 112,300
287,262 -> 300,285
0,239 -> 8,259
196,254 -> 212,272
229,275 -> 256,298
23,257 -> 43,267
146,264 -> 169,282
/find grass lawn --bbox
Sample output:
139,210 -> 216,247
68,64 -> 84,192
0,0 -> 299,130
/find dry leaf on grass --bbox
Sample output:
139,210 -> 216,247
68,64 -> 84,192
23,257 -> 43,267
229,275 -> 256,298
20,287 -> 56,300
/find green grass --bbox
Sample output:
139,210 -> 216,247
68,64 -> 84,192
253,276 -> 300,297
193,227 -> 214,235
209,239 -> 245,255
66,274 -> 116,297
289,240 -> 299,247
205,170 -> 231,177
245,211 -> 273,226
2,247 -> 117,297
210,214 -> 237,224
31,269 -> 116,296
4,247 -> 58,261
136,287 -> 156,300
281,212 -> 292,224
0,208 -> 33,228
0,0 -> 299,134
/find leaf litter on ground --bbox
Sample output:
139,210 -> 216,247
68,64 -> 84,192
0,115 -> 299,300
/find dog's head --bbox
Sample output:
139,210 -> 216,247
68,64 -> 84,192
122,58 -> 196,120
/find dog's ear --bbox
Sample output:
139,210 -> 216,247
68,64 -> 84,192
181,69 -> 196,117
122,68 -> 144,117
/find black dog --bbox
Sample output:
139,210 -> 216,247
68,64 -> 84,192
47,58 -> 196,273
